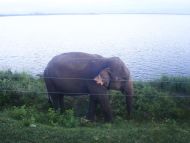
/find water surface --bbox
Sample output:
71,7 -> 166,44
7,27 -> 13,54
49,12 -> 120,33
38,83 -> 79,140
0,14 -> 190,80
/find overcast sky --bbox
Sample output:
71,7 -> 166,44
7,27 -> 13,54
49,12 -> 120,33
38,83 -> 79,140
0,0 -> 190,14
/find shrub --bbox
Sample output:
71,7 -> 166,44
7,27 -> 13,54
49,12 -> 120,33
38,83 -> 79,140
0,70 -> 45,108
38,108 -> 80,127
0,71 -> 189,122
109,82 -> 190,121
110,91 -> 126,118
8,105 -> 36,126
9,105 -> 28,120
150,76 -> 190,94
6,105 -> 80,127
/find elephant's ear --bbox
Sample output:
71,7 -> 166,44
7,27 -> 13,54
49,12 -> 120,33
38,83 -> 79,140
94,68 -> 111,88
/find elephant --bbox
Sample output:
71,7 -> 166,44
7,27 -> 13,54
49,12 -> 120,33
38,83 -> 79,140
44,52 -> 133,122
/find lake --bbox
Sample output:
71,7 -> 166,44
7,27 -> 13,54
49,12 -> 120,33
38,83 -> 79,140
0,14 -> 190,80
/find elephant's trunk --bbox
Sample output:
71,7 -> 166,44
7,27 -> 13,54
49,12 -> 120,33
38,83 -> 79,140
123,79 -> 133,118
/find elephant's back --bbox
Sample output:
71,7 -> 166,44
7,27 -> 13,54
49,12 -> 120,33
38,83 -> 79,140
45,52 -> 104,77
57,52 -> 103,60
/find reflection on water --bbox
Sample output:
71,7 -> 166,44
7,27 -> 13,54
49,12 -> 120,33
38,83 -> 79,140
0,14 -> 190,80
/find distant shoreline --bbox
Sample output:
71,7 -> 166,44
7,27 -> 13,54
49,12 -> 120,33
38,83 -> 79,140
0,12 -> 190,17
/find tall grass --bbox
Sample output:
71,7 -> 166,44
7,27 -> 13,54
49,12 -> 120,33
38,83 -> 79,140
149,75 -> 190,94
0,70 -> 190,143
0,70 -> 45,107
0,70 -> 190,121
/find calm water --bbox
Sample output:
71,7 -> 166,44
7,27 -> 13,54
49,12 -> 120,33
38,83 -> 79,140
0,14 -> 190,80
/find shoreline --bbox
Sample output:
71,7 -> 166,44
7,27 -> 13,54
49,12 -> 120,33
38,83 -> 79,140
1,12 -> 190,17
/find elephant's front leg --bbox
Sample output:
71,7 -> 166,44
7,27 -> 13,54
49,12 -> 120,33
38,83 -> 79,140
97,93 -> 113,122
88,83 -> 113,122
87,95 -> 98,121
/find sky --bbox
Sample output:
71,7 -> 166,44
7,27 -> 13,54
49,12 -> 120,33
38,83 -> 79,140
0,0 -> 190,14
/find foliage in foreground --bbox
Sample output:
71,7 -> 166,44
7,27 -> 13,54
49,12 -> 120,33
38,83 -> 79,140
0,114 -> 190,143
0,70 -> 190,121
0,70 -> 190,143
150,75 -> 190,94
0,70 -> 45,107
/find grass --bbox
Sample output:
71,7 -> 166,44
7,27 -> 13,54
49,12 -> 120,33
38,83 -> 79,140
149,75 -> 190,94
0,113 -> 190,143
0,70 -> 190,143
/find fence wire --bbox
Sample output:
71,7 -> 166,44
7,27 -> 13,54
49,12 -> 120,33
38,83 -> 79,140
0,89 -> 189,98
33,76 -> 190,83
1,69 -> 190,98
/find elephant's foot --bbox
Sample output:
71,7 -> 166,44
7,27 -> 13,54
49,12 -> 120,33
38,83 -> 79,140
86,113 -> 96,122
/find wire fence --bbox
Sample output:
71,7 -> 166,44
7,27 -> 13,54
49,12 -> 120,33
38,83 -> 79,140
34,76 -> 190,83
0,76 -> 190,97
0,89 -> 189,98
1,66 -> 190,98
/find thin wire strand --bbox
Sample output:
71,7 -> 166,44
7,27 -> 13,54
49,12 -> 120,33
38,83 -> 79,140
1,75 -> 190,83
0,89 -> 189,97
33,76 -> 190,83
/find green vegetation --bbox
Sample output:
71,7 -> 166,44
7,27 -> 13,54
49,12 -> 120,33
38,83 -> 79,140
0,70 -> 190,143
150,75 -> 190,94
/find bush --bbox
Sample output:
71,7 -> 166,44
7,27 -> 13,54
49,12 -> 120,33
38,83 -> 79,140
0,70 -> 45,108
9,105 -> 28,120
6,105 -> 80,128
150,76 -> 190,94
108,82 -> 190,121
7,105 -> 36,126
134,82 -> 190,120
110,91 -> 126,118
0,71 -> 190,122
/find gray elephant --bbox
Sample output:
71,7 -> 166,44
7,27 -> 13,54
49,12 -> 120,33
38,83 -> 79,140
44,52 -> 133,122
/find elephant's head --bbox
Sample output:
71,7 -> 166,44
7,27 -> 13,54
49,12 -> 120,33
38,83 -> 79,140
94,57 -> 133,117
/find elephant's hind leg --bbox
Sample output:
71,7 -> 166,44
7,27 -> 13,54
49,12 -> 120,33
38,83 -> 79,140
59,95 -> 64,113
50,94 -> 60,111
45,79 -> 60,111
